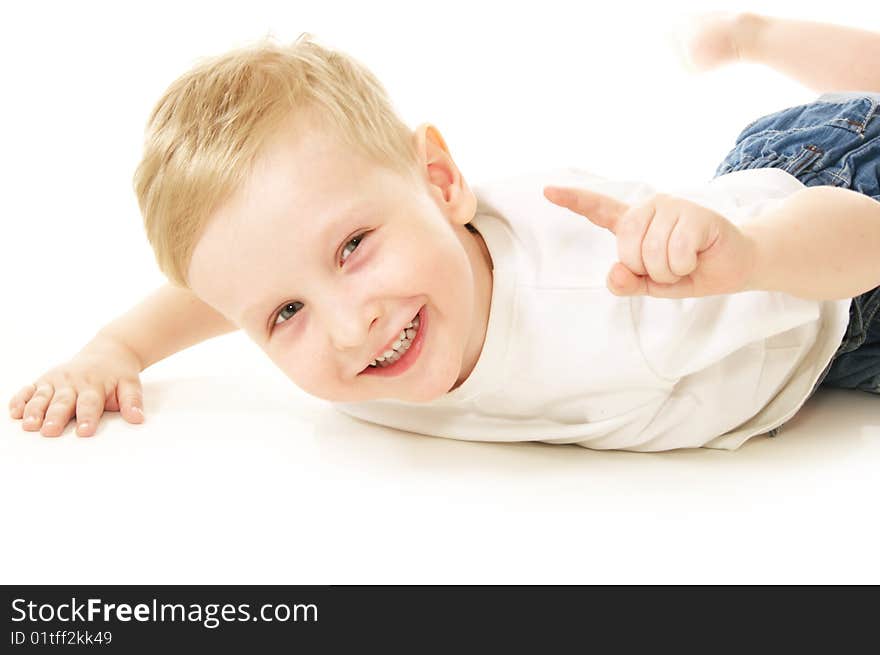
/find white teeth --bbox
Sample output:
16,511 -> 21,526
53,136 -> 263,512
368,312 -> 421,368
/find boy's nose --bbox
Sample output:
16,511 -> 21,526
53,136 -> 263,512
324,303 -> 377,353
328,324 -> 363,351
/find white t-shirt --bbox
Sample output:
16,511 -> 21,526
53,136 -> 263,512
333,167 -> 852,452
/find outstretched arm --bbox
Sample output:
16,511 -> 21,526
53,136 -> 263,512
741,14 -> 880,93
9,283 -> 238,437
98,283 -> 238,370
543,184 -> 880,301
681,13 -> 880,94
741,186 -> 880,300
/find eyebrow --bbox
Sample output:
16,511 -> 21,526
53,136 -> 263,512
241,207 -> 362,330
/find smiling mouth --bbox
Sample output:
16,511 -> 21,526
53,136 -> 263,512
366,313 -> 421,369
359,306 -> 426,377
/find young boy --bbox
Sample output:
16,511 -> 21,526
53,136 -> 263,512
8,13 -> 880,451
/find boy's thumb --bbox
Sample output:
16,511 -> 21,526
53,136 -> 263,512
117,378 -> 145,423
607,263 -> 643,296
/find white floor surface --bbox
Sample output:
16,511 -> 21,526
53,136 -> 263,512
2,333 -> 879,584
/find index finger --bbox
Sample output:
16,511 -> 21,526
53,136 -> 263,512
543,186 -> 631,233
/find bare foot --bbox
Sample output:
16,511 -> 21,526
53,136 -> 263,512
670,12 -> 759,73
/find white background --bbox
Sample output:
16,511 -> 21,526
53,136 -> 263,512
1,0 -> 879,583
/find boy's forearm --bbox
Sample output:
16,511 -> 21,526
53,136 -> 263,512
739,13 -> 880,94
742,186 -> 880,301
95,283 -> 238,370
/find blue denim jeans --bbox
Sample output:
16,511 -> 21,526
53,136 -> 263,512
713,92 -> 880,436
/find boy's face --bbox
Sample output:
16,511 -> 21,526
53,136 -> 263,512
188,113 -> 493,404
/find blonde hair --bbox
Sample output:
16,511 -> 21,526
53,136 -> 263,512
133,33 -> 421,287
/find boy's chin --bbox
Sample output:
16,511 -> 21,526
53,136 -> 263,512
398,375 -> 460,404
331,355 -> 464,404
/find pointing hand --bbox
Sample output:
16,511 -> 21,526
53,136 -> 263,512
543,185 -> 756,298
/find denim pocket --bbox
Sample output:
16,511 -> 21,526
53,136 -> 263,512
715,94 -> 880,184
715,134 -> 831,181
743,94 -> 879,140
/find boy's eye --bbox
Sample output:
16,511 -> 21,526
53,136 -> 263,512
274,301 -> 304,326
340,232 -> 366,263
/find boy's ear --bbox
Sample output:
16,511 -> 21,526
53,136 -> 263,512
413,122 -> 450,171
413,122 -> 476,224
